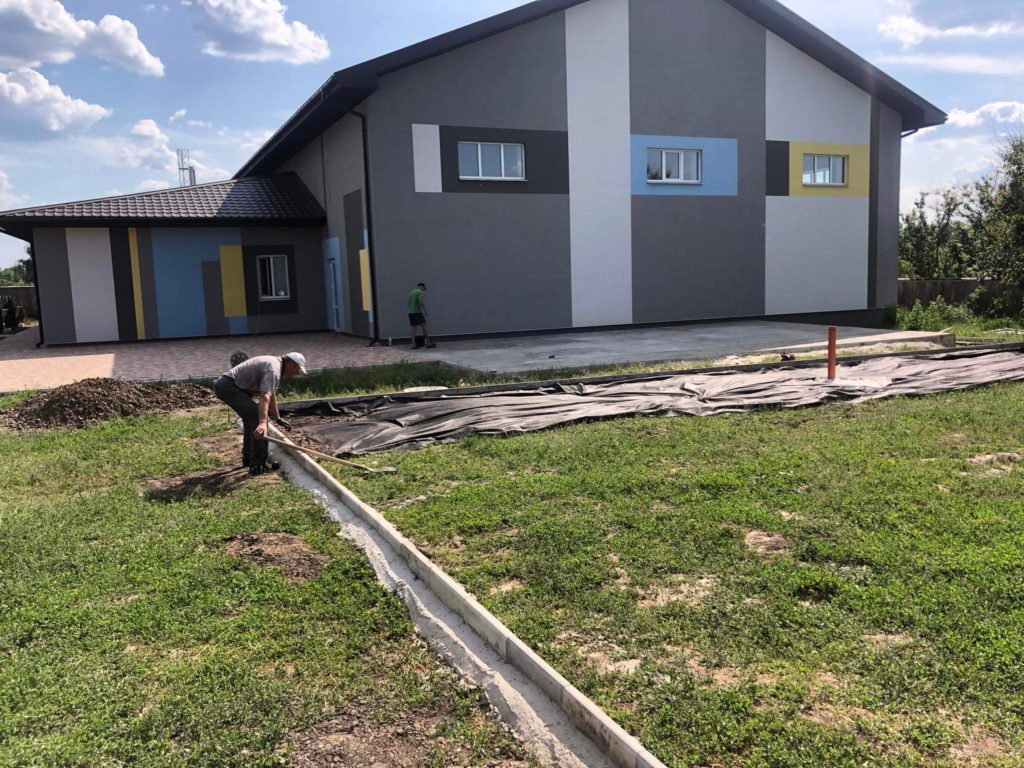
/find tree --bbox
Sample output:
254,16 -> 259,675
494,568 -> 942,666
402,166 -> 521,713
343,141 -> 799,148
899,188 -> 971,279
0,244 -> 34,286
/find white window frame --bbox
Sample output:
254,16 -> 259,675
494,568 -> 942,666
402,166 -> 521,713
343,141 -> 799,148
457,141 -> 527,181
646,148 -> 702,185
802,154 -> 848,187
257,254 -> 291,302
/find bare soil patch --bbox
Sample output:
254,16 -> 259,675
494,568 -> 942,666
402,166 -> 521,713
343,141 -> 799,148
745,530 -> 793,556
279,706 -> 530,768
191,431 -> 242,464
638,575 -> 719,609
966,453 -> 1023,477
1,378 -> 215,430
949,724 -> 1005,764
224,532 -> 328,583
140,467 -> 274,502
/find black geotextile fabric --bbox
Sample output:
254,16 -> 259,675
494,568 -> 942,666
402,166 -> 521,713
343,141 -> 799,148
283,350 -> 1024,455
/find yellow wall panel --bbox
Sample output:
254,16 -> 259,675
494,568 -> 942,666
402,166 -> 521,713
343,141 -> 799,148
359,249 -> 372,312
128,227 -> 145,340
789,141 -> 870,198
219,245 -> 247,317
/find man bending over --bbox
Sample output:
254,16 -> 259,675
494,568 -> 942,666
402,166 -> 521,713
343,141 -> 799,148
213,352 -> 307,475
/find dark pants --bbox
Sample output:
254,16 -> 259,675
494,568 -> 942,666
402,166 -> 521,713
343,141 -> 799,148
213,376 -> 268,467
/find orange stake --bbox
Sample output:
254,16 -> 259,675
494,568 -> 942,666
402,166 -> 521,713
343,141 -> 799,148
827,326 -> 837,380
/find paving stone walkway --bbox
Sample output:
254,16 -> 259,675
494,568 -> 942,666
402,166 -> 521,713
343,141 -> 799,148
0,327 -> 413,392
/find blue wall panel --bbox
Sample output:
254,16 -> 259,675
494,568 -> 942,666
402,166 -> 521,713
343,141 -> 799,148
631,135 -> 738,196
322,237 -> 344,331
151,228 -> 241,339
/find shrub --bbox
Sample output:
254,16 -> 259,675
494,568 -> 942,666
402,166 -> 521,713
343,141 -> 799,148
897,296 -> 975,331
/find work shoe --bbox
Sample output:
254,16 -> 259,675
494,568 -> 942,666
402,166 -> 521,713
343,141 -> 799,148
248,461 -> 281,476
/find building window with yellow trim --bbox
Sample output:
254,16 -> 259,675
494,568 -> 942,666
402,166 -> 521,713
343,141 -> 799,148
802,154 -> 847,186
258,254 -> 290,300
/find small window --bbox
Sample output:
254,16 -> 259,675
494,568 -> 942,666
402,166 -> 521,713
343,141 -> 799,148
646,148 -> 701,184
458,141 -> 526,181
258,254 -> 290,301
802,154 -> 847,186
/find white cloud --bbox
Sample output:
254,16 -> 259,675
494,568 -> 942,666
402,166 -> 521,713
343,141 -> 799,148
879,14 -> 1024,47
190,0 -> 329,64
84,118 -> 229,184
900,100 -> 1024,212
0,68 -> 111,139
878,53 -> 1024,76
947,101 -> 1024,128
169,108 -> 186,122
0,0 -> 164,76
0,168 -> 27,209
186,119 -> 213,128
133,179 -> 171,192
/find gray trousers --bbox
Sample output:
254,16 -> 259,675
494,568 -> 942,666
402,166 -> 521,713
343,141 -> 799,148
213,376 -> 268,467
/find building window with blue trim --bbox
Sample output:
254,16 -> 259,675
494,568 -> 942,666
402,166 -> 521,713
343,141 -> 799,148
258,254 -> 290,301
647,148 -> 701,184
458,142 -> 526,181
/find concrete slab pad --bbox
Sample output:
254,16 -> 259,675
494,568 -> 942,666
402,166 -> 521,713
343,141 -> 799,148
419,321 -> 948,374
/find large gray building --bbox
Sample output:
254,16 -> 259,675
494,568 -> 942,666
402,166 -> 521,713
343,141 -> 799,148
0,0 -> 945,346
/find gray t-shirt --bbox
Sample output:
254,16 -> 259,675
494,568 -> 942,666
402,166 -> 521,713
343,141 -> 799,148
226,355 -> 281,395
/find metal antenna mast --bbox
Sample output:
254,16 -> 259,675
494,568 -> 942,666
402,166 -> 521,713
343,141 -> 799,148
177,149 -> 196,187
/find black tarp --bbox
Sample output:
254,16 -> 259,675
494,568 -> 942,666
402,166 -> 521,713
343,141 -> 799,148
283,350 -> 1024,455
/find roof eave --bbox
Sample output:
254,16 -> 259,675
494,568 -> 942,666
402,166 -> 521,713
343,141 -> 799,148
0,216 -> 326,230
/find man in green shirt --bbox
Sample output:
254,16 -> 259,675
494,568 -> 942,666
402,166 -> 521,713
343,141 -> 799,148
407,282 -> 434,349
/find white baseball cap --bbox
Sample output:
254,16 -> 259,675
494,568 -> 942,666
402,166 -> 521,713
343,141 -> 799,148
284,352 -> 307,374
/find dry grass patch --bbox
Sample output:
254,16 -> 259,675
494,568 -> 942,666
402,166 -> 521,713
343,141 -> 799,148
949,724 -> 1005,765
489,579 -> 524,595
864,632 -> 915,649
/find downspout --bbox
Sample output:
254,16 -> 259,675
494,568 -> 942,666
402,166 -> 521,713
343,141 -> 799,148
349,109 -> 382,345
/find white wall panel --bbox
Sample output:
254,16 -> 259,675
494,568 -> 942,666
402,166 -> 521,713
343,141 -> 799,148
765,197 -> 869,314
411,123 -> 443,193
766,32 -> 870,144
566,0 -> 632,327
66,228 -> 120,343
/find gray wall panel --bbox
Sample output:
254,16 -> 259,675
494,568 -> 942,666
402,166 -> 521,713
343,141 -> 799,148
367,11 -> 572,339
632,197 -> 766,322
33,227 -> 76,344
202,261 -> 230,336
875,102 -> 902,308
629,0 -> 766,322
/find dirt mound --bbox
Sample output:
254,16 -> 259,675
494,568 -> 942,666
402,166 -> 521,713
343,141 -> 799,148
2,378 -> 216,429
280,706 -> 531,768
224,532 -> 328,582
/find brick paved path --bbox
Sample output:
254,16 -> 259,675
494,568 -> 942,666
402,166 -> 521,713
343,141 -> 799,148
0,327 -> 413,392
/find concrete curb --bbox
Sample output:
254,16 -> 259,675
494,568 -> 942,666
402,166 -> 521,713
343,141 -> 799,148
271,428 -> 667,768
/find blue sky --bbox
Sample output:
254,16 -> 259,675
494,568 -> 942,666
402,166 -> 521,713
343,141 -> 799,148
0,0 -> 1021,267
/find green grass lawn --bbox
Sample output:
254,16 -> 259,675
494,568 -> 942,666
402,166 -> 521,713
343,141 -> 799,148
329,384 -> 1024,767
0,408 -> 530,767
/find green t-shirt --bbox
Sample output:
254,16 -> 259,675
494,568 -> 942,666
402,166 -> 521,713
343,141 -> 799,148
407,289 -> 423,314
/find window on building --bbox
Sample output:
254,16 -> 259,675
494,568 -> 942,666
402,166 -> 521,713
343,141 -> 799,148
458,142 -> 526,180
646,148 -> 701,183
802,154 -> 847,186
258,254 -> 290,300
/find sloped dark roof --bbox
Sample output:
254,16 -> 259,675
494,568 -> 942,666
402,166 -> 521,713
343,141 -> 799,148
0,173 -> 324,235
236,0 -> 946,178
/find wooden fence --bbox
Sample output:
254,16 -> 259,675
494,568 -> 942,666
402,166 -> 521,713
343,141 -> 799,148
0,286 -> 39,318
898,279 -> 1019,308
